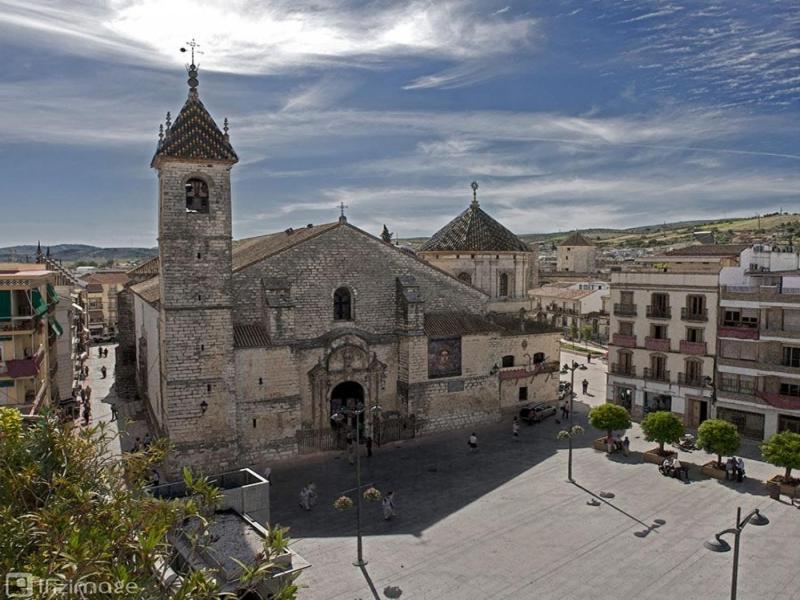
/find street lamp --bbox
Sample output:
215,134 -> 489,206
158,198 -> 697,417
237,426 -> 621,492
331,400 -> 382,568
560,360 -> 588,482
703,507 -> 769,600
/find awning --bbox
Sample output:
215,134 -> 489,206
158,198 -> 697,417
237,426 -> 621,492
5,357 -> 39,378
31,289 -> 48,316
71,302 -> 84,312
49,316 -> 64,337
47,283 -> 60,304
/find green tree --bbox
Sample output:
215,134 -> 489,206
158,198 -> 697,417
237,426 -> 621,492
588,404 -> 631,437
695,419 -> 740,468
579,324 -> 594,341
761,430 -> 800,481
0,408 -> 298,599
641,411 -> 684,453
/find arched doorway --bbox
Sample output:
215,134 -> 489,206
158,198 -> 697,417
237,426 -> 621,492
330,381 -> 365,430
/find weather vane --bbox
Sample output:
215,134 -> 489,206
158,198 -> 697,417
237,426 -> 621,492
180,39 -> 200,65
471,181 -> 479,205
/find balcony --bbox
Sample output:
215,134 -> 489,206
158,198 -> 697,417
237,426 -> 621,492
613,303 -> 637,317
679,340 -> 707,355
761,326 -> 800,340
756,391 -> 800,411
611,333 -> 637,348
0,315 -> 40,334
643,368 -> 670,382
722,285 -> 800,303
681,307 -> 708,322
678,372 -> 704,387
610,363 -> 636,377
718,325 -> 759,340
644,337 -> 671,352
646,305 -> 671,319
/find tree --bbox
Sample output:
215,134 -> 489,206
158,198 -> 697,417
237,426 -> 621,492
381,225 -> 393,243
761,430 -> 800,481
695,419 -> 740,468
588,404 -> 631,437
0,408 -> 298,599
641,411 -> 684,453
579,324 -> 594,341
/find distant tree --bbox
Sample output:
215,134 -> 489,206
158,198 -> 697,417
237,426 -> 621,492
103,258 -> 115,267
381,225 -> 393,243
589,404 -> 631,437
761,431 -> 800,481
579,324 -> 593,341
568,323 -> 579,339
695,419 -> 740,468
641,411 -> 684,453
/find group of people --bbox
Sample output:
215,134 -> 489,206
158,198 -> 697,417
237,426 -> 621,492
607,434 -> 630,455
98,346 -> 109,359
345,433 -> 374,464
660,455 -> 689,481
726,456 -> 746,482
77,383 -> 92,425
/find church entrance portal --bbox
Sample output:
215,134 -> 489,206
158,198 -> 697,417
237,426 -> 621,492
330,381 -> 365,431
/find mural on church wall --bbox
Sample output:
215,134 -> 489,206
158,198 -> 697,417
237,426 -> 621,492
427,337 -> 462,379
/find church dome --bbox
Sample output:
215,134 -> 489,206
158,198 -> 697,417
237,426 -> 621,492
420,186 -> 529,253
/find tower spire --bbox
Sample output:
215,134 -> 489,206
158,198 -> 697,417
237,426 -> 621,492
180,39 -> 201,99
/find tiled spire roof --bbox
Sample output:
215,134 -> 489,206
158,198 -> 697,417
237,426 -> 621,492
151,64 -> 238,167
559,231 -> 595,247
420,193 -> 530,253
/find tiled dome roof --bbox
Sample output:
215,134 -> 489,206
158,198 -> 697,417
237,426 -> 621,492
420,200 -> 530,253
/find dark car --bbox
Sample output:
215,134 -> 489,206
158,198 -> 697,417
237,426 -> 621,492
519,402 -> 557,424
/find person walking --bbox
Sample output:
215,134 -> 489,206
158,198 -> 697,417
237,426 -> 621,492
104,347 -> 108,358
82,404 -> 91,426
101,365 -> 107,379
110,403 -> 118,422
80,386 -> 87,405
562,401 -> 570,419
512,417 -> 520,441
85,384 -> 92,405
307,482 -> 318,507
725,457 -> 736,481
299,485 -> 311,511
98,347 -> 103,358
382,491 -> 396,520
736,456 -> 746,482
582,379 -> 589,394
468,432 -> 478,451
586,352 -> 592,363
622,436 -> 630,456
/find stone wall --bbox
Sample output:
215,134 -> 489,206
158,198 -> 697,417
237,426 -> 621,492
420,251 -> 535,300
114,288 -> 137,399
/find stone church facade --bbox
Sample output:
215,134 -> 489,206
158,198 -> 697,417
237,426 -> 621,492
117,65 -> 561,474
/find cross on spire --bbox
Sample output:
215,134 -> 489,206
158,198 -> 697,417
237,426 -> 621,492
181,38 -> 200,65
471,181 -> 479,207
180,40 -> 201,97
339,202 -> 348,218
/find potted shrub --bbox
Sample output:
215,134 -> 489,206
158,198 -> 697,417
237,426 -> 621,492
695,419 -> 740,480
588,404 -> 631,452
761,431 -> 800,496
264,525 -> 293,567
641,411 -> 683,464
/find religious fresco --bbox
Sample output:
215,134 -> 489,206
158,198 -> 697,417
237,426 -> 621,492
427,337 -> 462,379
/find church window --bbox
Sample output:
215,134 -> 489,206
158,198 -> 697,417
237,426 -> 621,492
253,418 -> 257,428
519,386 -> 528,401
499,273 -> 509,297
333,287 -> 352,321
502,355 -> 515,367
185,178 -> 210,213
457,272 -> 472,285
207,384 -> 211,392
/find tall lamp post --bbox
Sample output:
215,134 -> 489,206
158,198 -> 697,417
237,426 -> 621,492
704,507 -> 769,600
561,360 -> 587,482
332,401 -> 382,568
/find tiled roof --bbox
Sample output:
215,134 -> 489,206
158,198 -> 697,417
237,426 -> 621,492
424,312 -> 501,337
420,202 -> 529,253
85,272 -> 129,285
233,323 -> 271,348
151,71 -> 238,166
559,232 -> 595,247
129,276 -> 161,306
233,222 -> 340,271
662,244 -> 748,257
127,256 -> 160,277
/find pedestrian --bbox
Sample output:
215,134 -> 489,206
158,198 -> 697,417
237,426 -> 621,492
150,469 -> 161,486
299,485 -> 311,511
468,432 -> 478,451
512,417 -> 520,441
382,491 -> 396,520
84,365 -> 89,378
104,348 -> 108,358
622,436 -> 630,456
80,387 -> 87,404
307,482 -> 318,507
366,436 -> 373,458
98,347 -> 103,358
143,433 -> 152,448
725,457 -> 736,481
587,352 -> 592,363
346,432 -> 355,465
85,384 -> 92,402
562,401 -> 570,419
582,379 -> 589,394
110,403 -> 118,422
101,365 -> 107,379
82,404 -> 91,426
736,456 -> 746,482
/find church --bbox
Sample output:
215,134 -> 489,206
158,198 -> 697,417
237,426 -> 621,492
117,62 -> 561,473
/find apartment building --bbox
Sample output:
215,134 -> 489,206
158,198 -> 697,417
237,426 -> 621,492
606,246 -> 746,426
529,282 -> 609,342
0,265 -> 61,414
83,270 -> 129,338
716,244 -> 800,438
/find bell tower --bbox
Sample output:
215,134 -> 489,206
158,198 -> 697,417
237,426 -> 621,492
151,57 -> 239,472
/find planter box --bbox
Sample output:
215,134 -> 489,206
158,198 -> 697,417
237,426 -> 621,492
593,437 -> 608,452
701,461 -> 727,480
765,475 -> 800,498
642,447 -> 676,464
273,552 -> 293,568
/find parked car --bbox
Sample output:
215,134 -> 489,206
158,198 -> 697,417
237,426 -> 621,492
519,402 -> 557,424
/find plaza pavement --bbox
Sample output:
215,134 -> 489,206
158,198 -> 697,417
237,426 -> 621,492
266,351 -> 800,600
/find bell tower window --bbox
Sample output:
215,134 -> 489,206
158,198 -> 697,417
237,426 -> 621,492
333,287 -> 352,321
185,178 -> 209,213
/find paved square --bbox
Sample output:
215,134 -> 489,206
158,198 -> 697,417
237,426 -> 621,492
267,384 -> 800,600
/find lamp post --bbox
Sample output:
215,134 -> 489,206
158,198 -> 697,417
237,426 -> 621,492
704,507 -> 769,600
332,401 -> 382,568
561,360 -> 587,482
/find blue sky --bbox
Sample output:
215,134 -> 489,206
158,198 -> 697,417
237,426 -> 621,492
1,0 -> 798,246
